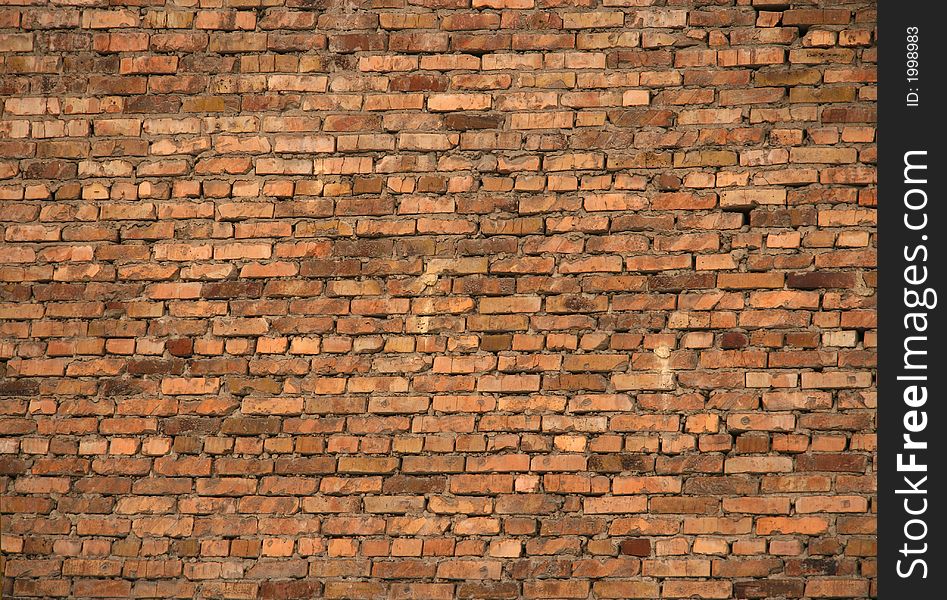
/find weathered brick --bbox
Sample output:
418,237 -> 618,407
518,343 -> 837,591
2,2 -> 876,596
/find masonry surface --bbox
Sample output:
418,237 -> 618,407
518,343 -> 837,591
0,0 -> 877,598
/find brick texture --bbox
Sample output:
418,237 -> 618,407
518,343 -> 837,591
1,0 -> 876,598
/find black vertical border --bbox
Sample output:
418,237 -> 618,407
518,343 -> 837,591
879,2 -> 944,597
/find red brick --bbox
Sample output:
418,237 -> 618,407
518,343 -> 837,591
3,2 -> 877,596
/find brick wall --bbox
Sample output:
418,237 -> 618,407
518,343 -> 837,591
0,0 -> 877,598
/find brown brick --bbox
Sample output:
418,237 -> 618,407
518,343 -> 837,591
3,2 -> 877,596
